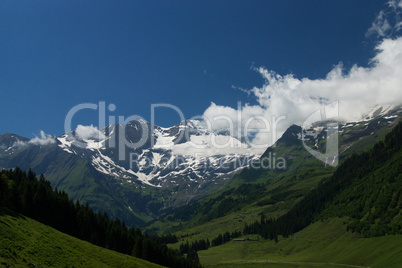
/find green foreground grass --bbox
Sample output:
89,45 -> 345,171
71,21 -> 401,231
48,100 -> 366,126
0,211 -> 162,268
198,218 -> 402,268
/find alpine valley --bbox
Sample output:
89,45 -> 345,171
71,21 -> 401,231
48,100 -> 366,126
1,105 -> 402,267
0,105 -> 401,229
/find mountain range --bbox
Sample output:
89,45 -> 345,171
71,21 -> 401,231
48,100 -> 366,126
0,118 -> 256,226
1,105 -> 401,227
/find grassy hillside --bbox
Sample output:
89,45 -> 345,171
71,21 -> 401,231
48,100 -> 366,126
150,167 -> 330,245
145,117 -> 399,237
0,168 -> 202,268
160,120 -> 402,268
194,121 -> 402,267
0,211 -> 162,268
198,218 -> 402,267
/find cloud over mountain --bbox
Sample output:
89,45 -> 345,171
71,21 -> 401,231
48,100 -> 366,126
203,37 -> 402,147
75,125 -> 105,141
29,131 -> 56,145
203,1 -> 402,148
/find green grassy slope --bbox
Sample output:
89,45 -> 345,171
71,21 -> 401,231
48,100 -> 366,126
196,122 -> 402,267
146,117 -> 401,239
0,211 -> 162,268
318,144 -> 402,236
153,166 -> 330,246
198,218 -> 402,267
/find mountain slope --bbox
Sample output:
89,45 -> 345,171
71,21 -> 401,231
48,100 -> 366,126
0,142 -> 154,226
196,122 -> 402,267
0,211 -> 162,268
144,106 -> 402,236
0,133 -> 29,154
240,120 -> 402,239
170,120 -> 402,267
0,119 -> 256,226
232,106 -> 402,186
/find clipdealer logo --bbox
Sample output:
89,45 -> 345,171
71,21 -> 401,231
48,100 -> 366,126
302,101 -> 339,167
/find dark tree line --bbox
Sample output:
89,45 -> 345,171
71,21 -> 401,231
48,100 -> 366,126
0,168 -> 201,268
211,230 -> 242,246
157,233 -> 179,244
179,230 -> 242,254
242,121 -> 402,240
180,239 -> 210,255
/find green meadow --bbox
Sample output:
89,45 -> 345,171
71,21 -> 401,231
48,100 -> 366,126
0,211 -> 162,268
197,218 -> 402,268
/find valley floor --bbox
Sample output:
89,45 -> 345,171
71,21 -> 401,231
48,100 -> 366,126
197,218 -> 402,268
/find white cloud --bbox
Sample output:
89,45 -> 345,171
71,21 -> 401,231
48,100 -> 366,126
367,10 -> 392,38
171,133 -> 258,156
29,130 -> 56,146
366,0 -> 402,38
75,125 -> 105,141
202,36 -> 402,149
12,140 -> 28,148
181,4 -> 402,156
388,0 -> 402,9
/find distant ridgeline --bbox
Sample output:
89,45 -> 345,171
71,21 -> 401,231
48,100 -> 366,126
243,121 -> 402,239
0,168 -> 201,268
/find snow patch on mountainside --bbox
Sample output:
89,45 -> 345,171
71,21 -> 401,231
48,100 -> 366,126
153,128 -> 175,149
363,105 -> 396,121
126,169 -> 161,187
85,139 -> 105,150
57,136 -> 75,154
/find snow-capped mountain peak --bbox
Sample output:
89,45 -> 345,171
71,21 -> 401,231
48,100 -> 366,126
56,119 -> 257,188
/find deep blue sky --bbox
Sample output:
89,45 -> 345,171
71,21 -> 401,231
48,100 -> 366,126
0,0 -> 387,138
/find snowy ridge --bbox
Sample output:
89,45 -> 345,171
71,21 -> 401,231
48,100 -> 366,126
57,105 -> 400,189
362,105 -> 397,121
23,106 -> 402,189
301,104 -> 402,153
55,119 -> 258,188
